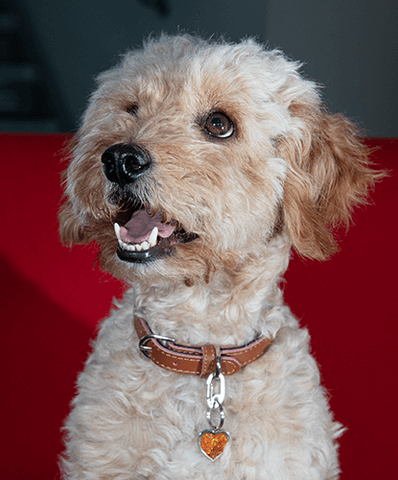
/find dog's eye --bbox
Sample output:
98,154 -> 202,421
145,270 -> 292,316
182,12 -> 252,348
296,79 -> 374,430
126,103 -> 138,115
204,112 -> 234,139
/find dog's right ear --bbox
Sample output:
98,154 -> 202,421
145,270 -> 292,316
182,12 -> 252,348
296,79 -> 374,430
59,198 -> 87,246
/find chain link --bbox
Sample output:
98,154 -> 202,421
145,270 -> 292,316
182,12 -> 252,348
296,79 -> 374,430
205,347 -> 226,430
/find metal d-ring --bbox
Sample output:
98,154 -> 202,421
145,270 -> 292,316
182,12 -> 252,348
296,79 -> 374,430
138,334 -> 175,358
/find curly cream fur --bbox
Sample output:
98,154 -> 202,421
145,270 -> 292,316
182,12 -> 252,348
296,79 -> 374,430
59,33 -> 381,479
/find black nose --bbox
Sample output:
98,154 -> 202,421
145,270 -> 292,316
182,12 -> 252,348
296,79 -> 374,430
101,143 -> 151,187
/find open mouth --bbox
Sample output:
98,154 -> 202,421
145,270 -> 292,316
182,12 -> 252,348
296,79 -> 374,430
113,207 -> 198,263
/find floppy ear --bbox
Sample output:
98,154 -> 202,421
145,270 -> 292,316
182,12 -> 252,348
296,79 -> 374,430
59,198 -> 87,245
278,102 -> 383,260
58,137 -> 87,246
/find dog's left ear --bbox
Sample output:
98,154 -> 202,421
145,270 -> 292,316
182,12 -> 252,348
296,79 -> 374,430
278,101 -> 384,260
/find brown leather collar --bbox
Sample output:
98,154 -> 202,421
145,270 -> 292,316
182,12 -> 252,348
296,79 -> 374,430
134,316 -> 274,377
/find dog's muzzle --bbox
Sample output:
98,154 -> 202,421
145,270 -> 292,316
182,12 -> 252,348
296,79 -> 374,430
101,143 -> 151,188
101,143 -> 199,264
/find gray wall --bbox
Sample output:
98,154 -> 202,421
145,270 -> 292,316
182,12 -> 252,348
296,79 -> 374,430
17,0 -> 268,130
264,0 -> 398,137
18,0 -> 398,136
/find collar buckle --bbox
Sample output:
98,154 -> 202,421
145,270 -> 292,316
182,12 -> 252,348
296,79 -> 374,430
138,333 -> 175,358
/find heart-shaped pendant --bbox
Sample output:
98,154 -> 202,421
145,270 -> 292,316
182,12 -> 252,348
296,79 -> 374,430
198,429 -> 230,461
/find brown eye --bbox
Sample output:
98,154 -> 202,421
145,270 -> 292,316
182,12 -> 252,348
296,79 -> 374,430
126,103 -> 138,115
204,112 -> 234,138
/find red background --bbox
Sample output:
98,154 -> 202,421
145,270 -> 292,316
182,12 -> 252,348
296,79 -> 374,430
0,133 -> 397,479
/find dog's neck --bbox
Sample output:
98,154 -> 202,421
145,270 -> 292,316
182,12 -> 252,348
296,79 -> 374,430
132,238 -> 291,346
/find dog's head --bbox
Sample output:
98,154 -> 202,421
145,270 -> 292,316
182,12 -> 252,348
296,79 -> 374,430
59,34 -> 380,284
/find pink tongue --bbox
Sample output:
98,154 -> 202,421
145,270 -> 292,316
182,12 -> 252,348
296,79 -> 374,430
120,210 -> 175,244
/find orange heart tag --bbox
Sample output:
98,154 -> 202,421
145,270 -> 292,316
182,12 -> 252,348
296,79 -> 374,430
198,429 -> 230,461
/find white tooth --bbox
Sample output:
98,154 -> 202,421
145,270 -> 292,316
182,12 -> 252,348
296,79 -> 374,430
116,227 -> 153,253
141,241 -> 150,251
114,223 -> 121,241
119,239 -> 135,251
148,227 -> 158,247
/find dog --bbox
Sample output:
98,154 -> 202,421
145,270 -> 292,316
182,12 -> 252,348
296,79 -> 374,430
59,33 -> 381,479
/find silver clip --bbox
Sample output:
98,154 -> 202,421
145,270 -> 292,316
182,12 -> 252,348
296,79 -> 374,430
206,345 -> 225,409
206,371 -> 226,409
138,334 -> 175,359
